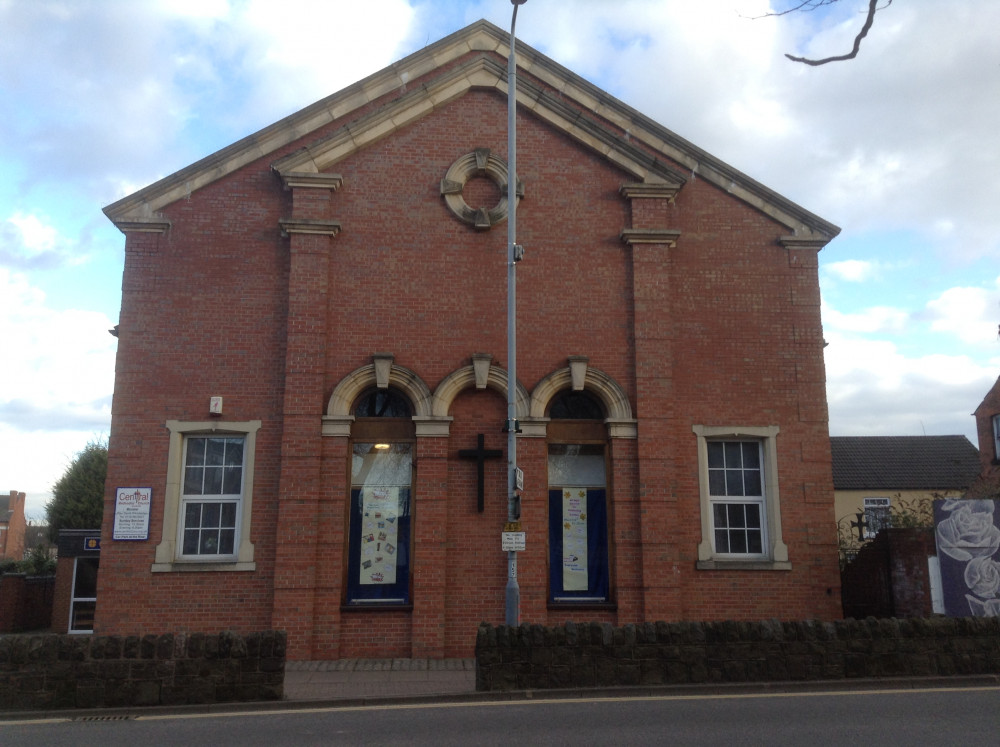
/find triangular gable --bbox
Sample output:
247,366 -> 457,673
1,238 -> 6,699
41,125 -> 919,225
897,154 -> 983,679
104,19 -> 839,243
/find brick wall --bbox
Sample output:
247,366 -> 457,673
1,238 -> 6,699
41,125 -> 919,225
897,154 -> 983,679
0,575 -> 54,634
841,528 -> 936,619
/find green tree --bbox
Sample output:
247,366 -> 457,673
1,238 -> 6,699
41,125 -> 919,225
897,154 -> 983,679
46,439 -> 107,542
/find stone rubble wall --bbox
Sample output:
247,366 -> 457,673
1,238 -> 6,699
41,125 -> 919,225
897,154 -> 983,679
0,630 -> 285,710
475,618 -> 1000,691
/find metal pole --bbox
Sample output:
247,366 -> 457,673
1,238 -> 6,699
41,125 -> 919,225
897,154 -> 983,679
505,0 -> 526,627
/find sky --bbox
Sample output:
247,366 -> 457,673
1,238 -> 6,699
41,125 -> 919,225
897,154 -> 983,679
2,0 -> 999,520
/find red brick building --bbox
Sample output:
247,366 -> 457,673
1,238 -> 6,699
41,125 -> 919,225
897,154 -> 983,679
97,21 -> 842,660
972,374 -> 1000,494
0,490 -> 26,561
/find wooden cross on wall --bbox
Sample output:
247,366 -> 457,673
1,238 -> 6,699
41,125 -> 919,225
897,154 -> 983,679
458,433 -> 503,513
851,512 -> 869,542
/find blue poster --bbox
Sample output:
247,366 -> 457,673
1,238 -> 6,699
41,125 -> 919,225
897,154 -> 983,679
934,499 -> 1000,616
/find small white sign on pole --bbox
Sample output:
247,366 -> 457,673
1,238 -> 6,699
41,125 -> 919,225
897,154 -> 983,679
515,467 -> 524,491
113,487 -> 152,541
502,531 -> 526,552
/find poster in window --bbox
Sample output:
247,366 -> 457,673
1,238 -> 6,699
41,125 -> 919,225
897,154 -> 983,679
113,487 -> 152,541
562,488 -> 589,591
359,487 -> 399,585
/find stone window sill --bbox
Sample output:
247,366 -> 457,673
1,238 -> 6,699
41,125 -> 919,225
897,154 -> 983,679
696,560 -> 792,571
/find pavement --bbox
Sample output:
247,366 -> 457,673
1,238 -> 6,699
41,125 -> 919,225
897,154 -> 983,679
283,658 -> 477,702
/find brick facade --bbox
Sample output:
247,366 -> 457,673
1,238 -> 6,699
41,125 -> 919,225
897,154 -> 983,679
0,490 -> 26,561
972,375 -> 1000,495
96,21 -> 842,661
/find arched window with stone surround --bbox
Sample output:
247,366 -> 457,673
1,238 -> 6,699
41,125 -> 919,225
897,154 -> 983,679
547,389 -> 611,605
345,388 -> 415,606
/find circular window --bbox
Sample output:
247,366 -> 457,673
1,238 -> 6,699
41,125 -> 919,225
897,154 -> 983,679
439,148 -> 524,230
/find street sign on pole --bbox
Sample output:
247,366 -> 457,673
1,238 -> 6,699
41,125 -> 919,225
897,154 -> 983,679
502,531 -> 526,552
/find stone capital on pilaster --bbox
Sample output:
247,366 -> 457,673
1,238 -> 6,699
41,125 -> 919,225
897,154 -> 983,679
279,172 -> 344,191
620,228 -> 681,247
619,182 -> 681,201
779,235 -> 829,251
114,219 -> 172,234
278,219 -> 342,238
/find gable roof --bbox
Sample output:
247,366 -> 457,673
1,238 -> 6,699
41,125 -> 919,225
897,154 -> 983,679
104,20 -> 839,244
830,436 -> 981,491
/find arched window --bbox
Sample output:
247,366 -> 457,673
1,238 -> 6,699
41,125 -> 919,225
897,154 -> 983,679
547,390 -> 610,605
548,390 -> 604,420
346,388 -> 414,606
354,389 -> 412,418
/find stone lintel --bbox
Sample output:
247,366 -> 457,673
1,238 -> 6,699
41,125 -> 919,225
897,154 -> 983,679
620,228 -> 681,247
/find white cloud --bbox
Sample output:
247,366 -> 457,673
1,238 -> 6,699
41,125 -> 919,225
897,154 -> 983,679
0,211 -> 86,269
0,269 -> 115,518
824,332 -> 992,441
0,268 -> 116,425
824,259 -> 877,282
822,301 -> 908,335
924,278 -> 1000,347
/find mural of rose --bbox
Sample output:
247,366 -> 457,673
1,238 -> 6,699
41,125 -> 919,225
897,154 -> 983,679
934,499 -> 1000,617
963,555 -> 1000,598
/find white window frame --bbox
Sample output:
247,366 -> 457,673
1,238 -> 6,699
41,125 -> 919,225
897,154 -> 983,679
862,496 -> 891,539
68,556 -> 99,634
693,425 -> 789,570
152,420 -> 260,572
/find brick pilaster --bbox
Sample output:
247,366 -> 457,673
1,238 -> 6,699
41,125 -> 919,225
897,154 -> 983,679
621,182 -> 682,621
271,173 -> 342,659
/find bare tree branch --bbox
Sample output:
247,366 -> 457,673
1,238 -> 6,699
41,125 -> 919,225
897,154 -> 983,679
750,0 -> 843,20
785,0 -> 889,66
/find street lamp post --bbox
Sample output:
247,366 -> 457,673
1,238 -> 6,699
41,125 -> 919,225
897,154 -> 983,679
505,0 -> 527,628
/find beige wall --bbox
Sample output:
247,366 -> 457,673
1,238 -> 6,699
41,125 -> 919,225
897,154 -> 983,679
835,489 -> 964,544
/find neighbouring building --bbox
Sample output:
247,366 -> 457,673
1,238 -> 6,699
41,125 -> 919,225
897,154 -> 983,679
832,435 -> 981,553
971,374 -> 1000,496
96,21 -> 843,660
51,529 -> 101,634
0,490 -> 26,561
